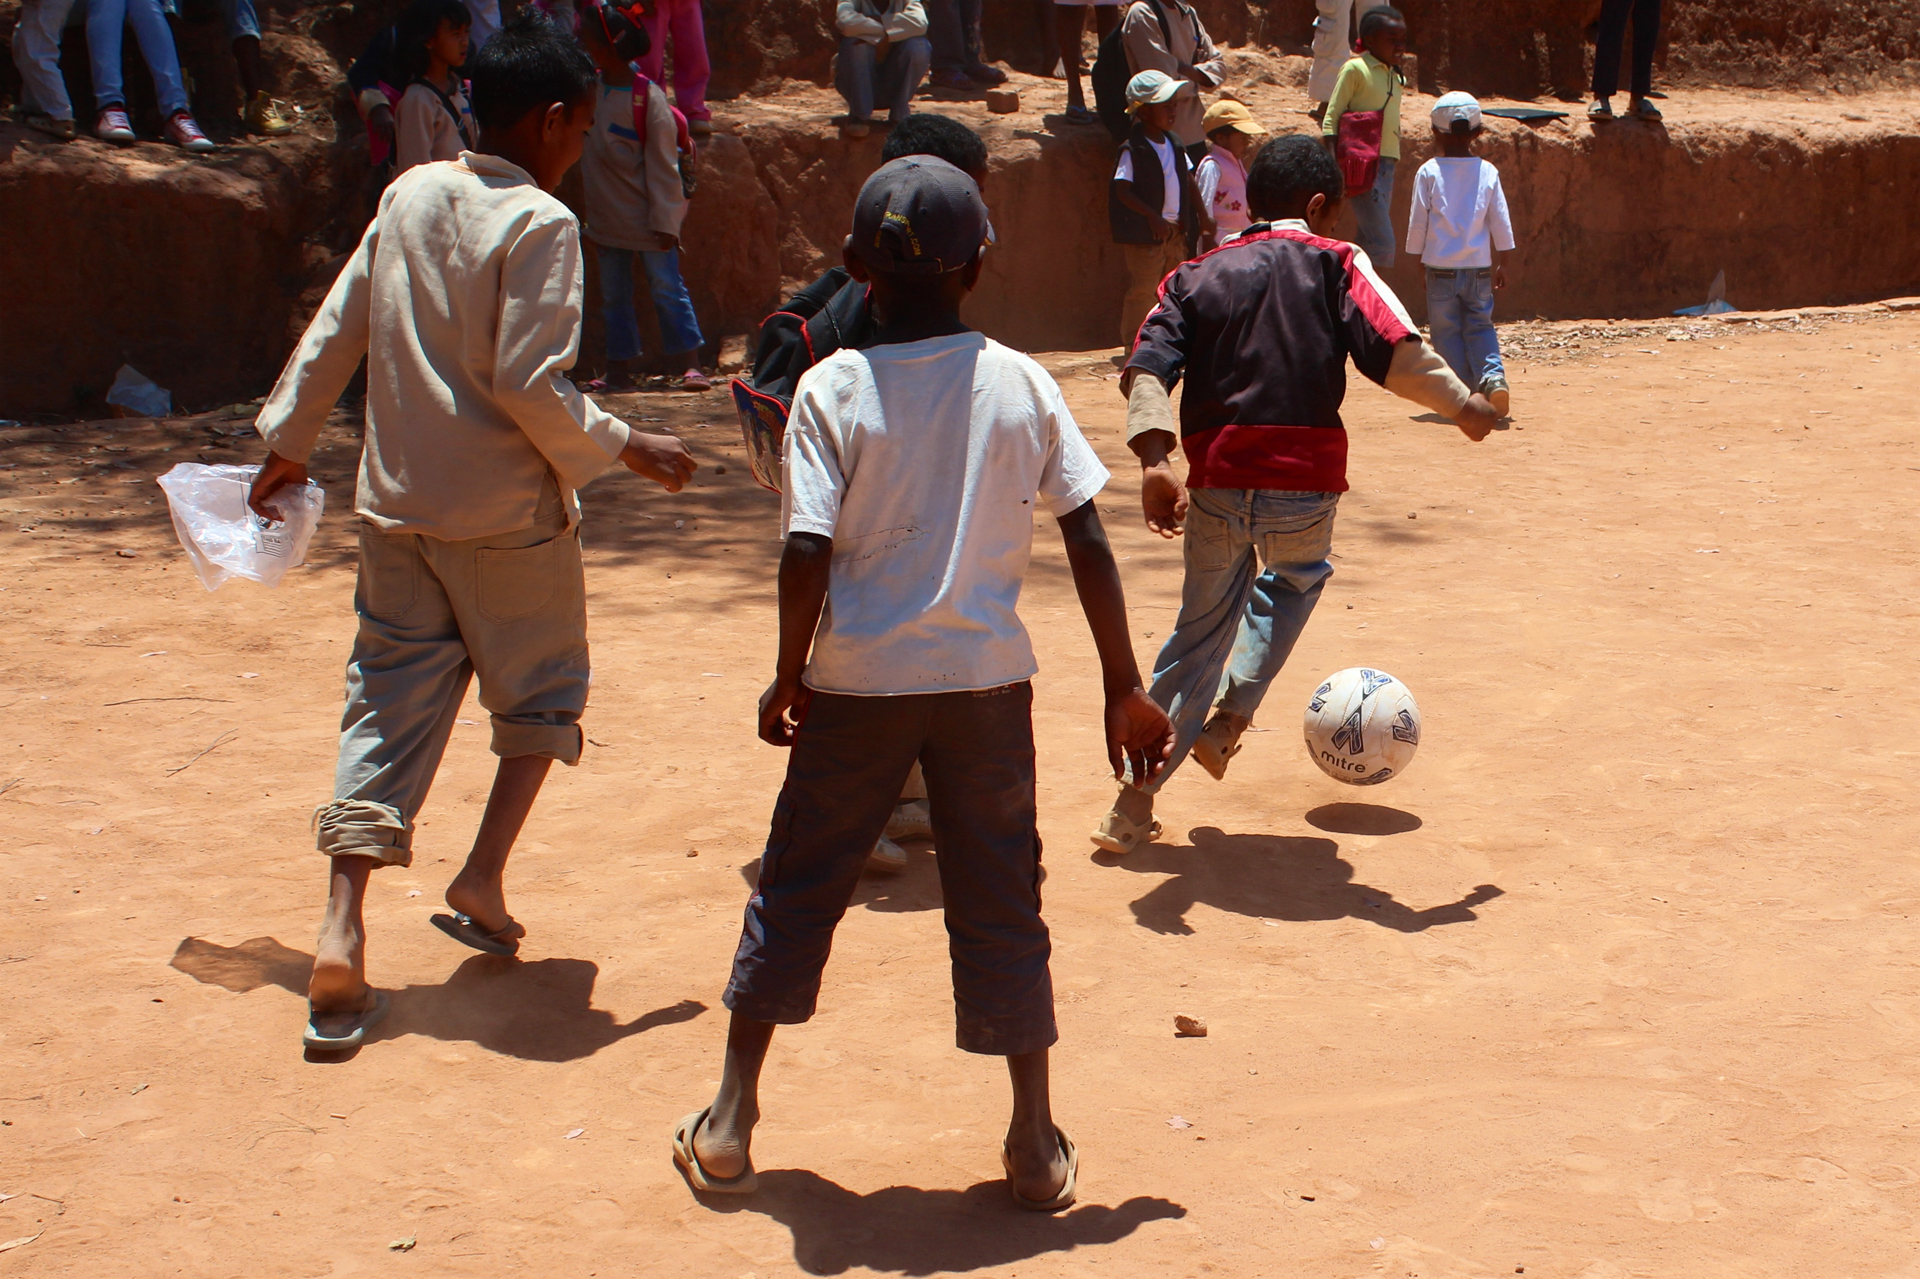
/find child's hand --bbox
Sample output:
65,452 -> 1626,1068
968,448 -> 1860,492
1140,461 -> 1188,537
247,451 -> 309,521
757,675 -> 811,747
1154,218 -> 1181,244
1493,264 -> 1510,290
621,431 -> 697,491
1106,688 -> 1174,784
1454,393 -> 1499,440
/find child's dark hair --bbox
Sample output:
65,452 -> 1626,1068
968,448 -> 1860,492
1358,4 -> 1405,39
587,2 -> 651,64
1449,116 -> 1473,136
881,113 -> 989,179
395,0 -> 472,84
468,10 -> 599,133
1245,134 -> 1343,220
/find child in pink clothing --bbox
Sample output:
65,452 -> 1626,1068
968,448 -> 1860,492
637,0 -> 711,133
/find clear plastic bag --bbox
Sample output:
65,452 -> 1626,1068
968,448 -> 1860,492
156,462 -> 326,591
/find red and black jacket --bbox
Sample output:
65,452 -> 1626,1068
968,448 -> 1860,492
1126,223 -> 1413,493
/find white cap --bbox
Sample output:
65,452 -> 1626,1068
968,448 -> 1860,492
1126,69 -> 1194,111
1431,91 -> 1483,133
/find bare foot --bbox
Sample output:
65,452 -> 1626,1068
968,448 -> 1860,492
308,910 -> 367,1037
692,1102 -> 756,1180
444,871 -> 524,944
1004,1122 -> 1068,1204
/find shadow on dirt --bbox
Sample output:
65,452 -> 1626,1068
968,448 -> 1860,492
687,1167 -> 1185,1275
170,935 -> 706,1061
1304,802 -> 1424,835
1092,827 -> 1501,935
735,840 -> 944,915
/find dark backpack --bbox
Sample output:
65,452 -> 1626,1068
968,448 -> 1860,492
1092,0 -> 1173,143
729,268 -> 871,493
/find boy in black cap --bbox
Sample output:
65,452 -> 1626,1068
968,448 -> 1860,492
674,155 -> 1174,1210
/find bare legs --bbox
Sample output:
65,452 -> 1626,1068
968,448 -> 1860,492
445,754 -> 552,939
1058,3 -> 1119,112
308,753 -> 551,1023
691,1011 -> 1068,1200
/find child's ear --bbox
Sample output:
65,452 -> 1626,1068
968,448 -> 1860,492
1305,192 -> 1327,222
841,235 -> 872,283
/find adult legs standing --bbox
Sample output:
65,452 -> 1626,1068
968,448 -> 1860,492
12,0 -> 79,127
1593,0 -> 1661,113
1057,2 -> 1119,114
639,0 -> 712,126
87,0 -> 191,118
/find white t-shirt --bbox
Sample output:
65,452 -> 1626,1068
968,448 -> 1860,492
782,333 -> 1110,696
1114,135 -> 1181,225
1405,156 -> 1515,270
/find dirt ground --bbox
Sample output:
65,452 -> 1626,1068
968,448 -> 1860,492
5,311 -> 1920,1277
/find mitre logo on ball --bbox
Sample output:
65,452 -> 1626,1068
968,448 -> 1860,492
1303,667 -> 1422,785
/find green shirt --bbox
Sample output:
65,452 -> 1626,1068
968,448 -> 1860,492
1321,52 -> 1404,160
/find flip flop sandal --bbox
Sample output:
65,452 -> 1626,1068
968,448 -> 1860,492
1587,99 -> 1615,121
673,1107 -> 758,1194
304,988 -> 389,1051
430,911 -> 521,957
679,371 -> 713,391
1003,1125 -> 1078,1212
1090,807 -> 1161,855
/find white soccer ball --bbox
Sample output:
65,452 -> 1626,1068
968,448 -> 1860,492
1303,667 -> 1421,786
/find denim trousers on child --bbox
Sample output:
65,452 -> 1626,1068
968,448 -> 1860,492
836,35 -> 933,124
598,243 -> 705,363
87,0 -> 189,116
725,682 -> 1057,1057
1136,488 -> 1338,794
1349,155 -> 1397,268
1425,267 -> 1503,390
315,482 -> 590,867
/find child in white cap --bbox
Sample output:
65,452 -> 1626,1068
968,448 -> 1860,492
1109,68 -> 1200,347
1405,90 -> 1515,414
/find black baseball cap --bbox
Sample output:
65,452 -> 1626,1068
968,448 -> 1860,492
849,156 -> 992,276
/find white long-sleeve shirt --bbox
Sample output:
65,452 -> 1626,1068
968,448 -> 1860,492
1405,156 -> 1515,270
258,152 -> 631,541
836,0 -> 927,44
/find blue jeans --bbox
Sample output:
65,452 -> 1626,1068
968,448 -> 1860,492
1350,155 -> 1397,268
1425,267 -> 1504,389
835,35 -> 932,123
87,0 -> 189,116
597,244 -> 704,362
1138,488 -> 1338,794
224,0 -> 260,41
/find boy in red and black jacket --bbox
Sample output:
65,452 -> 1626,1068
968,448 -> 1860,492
1092,134 -> 1499,853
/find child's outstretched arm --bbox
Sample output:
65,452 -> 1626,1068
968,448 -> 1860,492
758,532 -> 832,747
1057,501 -> 1174,785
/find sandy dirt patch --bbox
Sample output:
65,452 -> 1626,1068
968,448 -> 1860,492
3,312 -> 1919,1276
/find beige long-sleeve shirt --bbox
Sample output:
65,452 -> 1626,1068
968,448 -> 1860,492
582,78 -> 687,253
836,0 -> 927,44
393,78 -> 472,177
258,152 -> 631,541
1121,0 -> 1224,148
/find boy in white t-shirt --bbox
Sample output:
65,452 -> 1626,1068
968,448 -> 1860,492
672,156 -> 1173,1211
1406,91 -> 1515,414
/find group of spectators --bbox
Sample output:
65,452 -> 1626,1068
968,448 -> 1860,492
11,0 -> 293,147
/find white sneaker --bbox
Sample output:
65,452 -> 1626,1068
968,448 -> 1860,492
885,799 -> 933,842
165,111 -> 215,154
96,107 -> 135,143
866,835 -> 908,874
